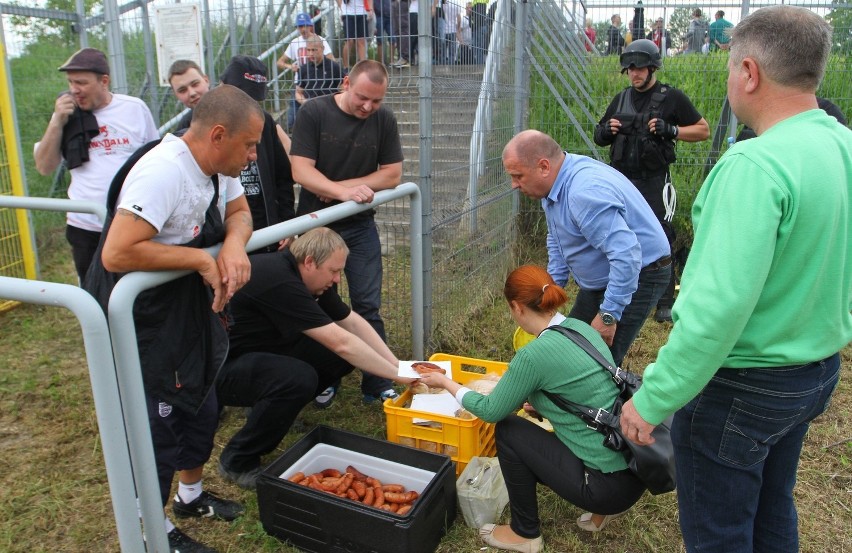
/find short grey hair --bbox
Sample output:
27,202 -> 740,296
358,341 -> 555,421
730,6 -> 832,91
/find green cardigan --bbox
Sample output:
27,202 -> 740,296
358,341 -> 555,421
462,318 -> 628,473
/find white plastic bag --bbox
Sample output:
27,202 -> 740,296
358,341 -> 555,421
456,456 -> 509,528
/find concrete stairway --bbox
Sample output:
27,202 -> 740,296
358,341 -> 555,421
377,64 -> 485,254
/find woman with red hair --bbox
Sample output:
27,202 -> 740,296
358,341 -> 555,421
419,265 -> 645,552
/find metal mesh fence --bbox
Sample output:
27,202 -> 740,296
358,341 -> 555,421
2,0 -> 850,354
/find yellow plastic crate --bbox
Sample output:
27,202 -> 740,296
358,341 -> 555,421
384,353 -> 508,477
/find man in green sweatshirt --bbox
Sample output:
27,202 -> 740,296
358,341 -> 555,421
619,6 -> 851,553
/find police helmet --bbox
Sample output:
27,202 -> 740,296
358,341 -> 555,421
620,39 -> 662,74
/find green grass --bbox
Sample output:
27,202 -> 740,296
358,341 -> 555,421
1,233 -> 849,552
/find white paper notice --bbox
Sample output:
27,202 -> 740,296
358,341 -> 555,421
398,360 -> 453,380
410,392 -> 463,423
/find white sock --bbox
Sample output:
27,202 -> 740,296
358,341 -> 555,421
177,479 -> 202,504
164,516 -> 175,533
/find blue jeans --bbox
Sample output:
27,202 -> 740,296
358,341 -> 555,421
287,91 -> 299,131
567,262 -> 670,366
673,353 -> 840,553
335,219 -> 393,396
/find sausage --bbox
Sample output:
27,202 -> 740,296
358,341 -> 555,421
383,491 -> 419,504
412,361 -> 446,375
346,488 -> 360,501
373,486 -> 385,507
352,480 -> 367,499
363,487 -> 374,505
336,473 -> 354,494
381,484 -> 405,493
397,504 -> 413,516
287,472 -> 305,483
321,468 -> 342,478
346,465 -> 369,482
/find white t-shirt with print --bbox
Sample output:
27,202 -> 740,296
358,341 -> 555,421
116,134 -> 244,246
60,93 -> 159,232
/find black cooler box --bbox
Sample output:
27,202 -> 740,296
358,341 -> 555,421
257,425 -> 457,553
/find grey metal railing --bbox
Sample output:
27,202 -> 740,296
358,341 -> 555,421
1,183 -> 421,551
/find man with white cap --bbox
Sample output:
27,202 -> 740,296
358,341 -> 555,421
34,47 -> 158,283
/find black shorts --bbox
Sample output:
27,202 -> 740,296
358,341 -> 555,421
344,14 -> 369,39
147,391 -> 218,505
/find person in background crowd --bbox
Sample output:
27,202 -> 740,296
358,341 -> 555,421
337,0 -> 372,70
620,7 -> 851,553
684,8 -> 708,54
605,14 -> 625,55
469,0 -> 489,63
418,265 -> 646,552
442,0 -> 461,63
34,47 -> 158,284
708,10 -> 734,51
584,18 -> 596,52
296,35 -> 344,105
593,39 -> 710,323
390,0 -> 412,68
456,2 -> 474,64
277,13 -> 334,131
503,129 -> 670,367
374,0 -> 394,64
630,1 -> 645,44
167,59 -> 210,131
290,60 -> 404,407
646,17 -> 668,54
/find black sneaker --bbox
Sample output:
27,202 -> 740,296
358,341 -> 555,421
363,388 -> 400,405
218,459 -> 262,490
313,385 -> 337,409
172,490 -> 244,521
654,307 -> 673,323
167,527 -> 218,553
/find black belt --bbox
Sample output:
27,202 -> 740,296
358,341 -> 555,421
643,255 -> 672,271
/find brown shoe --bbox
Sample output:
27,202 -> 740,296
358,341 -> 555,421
479,524 -> 542,553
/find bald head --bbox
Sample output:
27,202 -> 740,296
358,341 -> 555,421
189,84 -> 264,135
503,130 -> 563,168
502,130 -> 565,200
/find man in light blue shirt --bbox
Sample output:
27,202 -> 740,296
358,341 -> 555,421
503,129 -> 670,365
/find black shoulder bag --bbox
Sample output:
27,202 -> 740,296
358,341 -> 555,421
542,325 -> 676,495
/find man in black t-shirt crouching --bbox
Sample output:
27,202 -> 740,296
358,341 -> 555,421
216,228 -> 416,489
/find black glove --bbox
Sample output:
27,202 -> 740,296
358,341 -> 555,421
652,119 -> 679,140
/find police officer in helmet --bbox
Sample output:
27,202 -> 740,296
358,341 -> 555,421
594,39 -> 710,323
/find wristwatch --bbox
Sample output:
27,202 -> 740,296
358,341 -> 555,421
599,312 -> 617,326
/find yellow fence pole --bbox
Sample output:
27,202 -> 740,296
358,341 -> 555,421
0,31 -> 39,312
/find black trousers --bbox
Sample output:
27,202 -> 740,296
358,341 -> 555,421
496,415 -> 645,538
628,173 -> 676,309
65,225 -> 101,284
216,336 -> 354,472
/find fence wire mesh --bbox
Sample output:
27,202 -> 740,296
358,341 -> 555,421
2,0 -> 850,355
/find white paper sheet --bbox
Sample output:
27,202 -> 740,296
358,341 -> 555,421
410,392 -> 463,423
397,360 -> 453,380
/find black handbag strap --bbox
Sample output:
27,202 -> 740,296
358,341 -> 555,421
544,325 -> 638,388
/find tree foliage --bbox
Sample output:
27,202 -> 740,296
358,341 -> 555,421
7,0 -> 102,48
826,6 -> 852,54
667,6 -> 697,51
